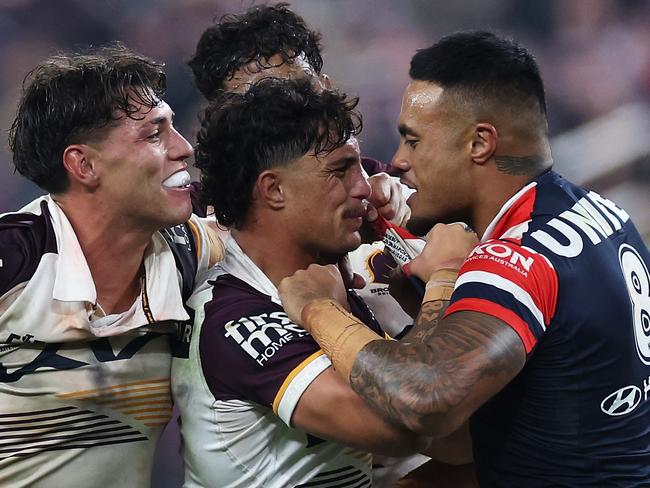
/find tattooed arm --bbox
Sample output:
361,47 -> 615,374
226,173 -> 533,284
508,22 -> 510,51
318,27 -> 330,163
345,224 -> 525,435
279,223 -> 525,437
283,271 -> 525,438
350,307 -> 525,436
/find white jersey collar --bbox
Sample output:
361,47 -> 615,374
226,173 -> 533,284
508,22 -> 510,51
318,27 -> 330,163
481,181 -> 538,242
43,196 -> 188,324
219,237 -> 282,305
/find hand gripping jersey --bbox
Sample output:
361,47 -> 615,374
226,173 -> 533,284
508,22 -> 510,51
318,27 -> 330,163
172,238 -> 382,488
447,171 -> 650,486
0,196 -> 211,488
346,241 -> 416,339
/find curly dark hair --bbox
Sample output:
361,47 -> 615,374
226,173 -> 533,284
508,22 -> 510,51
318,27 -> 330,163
188,3 -> 323,100
195,78 -> 361,229
9,43 -> 166,193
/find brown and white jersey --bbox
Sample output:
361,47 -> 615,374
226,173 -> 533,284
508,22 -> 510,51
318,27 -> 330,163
0,195 -> 211,488
172,238 -> 378,488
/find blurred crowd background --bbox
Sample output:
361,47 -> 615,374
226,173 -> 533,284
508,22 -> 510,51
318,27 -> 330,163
1,0 -> 649,241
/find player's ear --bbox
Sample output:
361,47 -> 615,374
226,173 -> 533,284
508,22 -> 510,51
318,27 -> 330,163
62,144 -> 100,190
256,169 -> 285,210
471,123 -> 498,165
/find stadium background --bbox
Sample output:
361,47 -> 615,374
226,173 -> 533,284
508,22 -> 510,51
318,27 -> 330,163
1,0 -> 649,485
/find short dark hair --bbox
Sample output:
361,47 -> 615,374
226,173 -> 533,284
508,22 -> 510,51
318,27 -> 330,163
188,3 -> 323,100
195,78 -> 361,228
9,43 -> 166,193
410,31 -> 547,118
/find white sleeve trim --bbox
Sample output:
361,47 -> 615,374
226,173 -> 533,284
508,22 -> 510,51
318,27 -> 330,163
456,270 -> 546,331
277,354 -> 332,426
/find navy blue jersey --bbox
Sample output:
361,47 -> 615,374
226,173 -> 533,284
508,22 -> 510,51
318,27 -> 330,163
446,170 -> 650,486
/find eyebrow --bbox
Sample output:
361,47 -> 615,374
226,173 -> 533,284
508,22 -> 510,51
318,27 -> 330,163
398,123 -> 420,138
149,110 -> 175,126
328,155 -> 360,167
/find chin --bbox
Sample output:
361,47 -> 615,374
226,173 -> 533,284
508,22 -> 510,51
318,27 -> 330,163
326,235 -> 362,256
163,208 -> 192,229
344,233 -> 363,252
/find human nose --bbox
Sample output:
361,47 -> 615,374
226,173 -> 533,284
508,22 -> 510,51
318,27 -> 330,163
391,145 -> 411,173
350,164 -> 372,200
169,127 -> 193,161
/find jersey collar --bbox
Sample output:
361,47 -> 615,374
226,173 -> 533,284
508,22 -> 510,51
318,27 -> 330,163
481,181 -> 538,243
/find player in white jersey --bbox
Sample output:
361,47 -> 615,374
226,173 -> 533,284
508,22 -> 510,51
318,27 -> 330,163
172,78 -> 430,488
0,45 -> 216,487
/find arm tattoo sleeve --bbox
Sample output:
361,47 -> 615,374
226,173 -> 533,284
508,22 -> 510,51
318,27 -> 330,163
349,305 -> 526,435
400,299 -> 448,343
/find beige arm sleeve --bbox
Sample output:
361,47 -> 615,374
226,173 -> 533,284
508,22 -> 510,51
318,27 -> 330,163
422,268 -> 458,303
301,299 -> 383,382
300,269 -> 459,383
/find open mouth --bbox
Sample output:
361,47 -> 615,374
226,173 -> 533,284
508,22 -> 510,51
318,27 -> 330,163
162,170 -> 191,189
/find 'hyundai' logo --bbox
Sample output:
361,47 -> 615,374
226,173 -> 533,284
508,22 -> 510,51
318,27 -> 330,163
601,385 -> 642,417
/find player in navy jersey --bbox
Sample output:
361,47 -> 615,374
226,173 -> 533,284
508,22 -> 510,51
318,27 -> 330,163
279,31 -> 650,486
0,45 -> 218,487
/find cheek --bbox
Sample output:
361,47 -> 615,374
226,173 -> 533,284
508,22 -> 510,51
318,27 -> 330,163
317,180 -> 346,206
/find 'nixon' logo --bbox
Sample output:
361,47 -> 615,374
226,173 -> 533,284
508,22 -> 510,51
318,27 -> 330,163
469,243 -> 534,272
601,385 -> 642,417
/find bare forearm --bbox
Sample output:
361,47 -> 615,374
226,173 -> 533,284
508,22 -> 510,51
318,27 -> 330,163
349,298 -> 454,434
292,367 -> 428,457
399,296 -> 449,342
349,336 -> 458,436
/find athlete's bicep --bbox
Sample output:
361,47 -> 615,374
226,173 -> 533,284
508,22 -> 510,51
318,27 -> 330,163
292,366 -> 426,456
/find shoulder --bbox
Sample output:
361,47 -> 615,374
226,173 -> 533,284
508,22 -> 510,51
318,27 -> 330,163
451,238 -> 559,354
196,273 -> 327,411
198,274 -> 291,342
158,214 -> 225,301
207,274 -> 282,317
0,199 -> 57,297
463,239 -> 555,281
